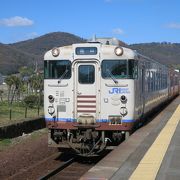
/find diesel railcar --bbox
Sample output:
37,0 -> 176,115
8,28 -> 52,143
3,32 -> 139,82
44,38 -> 179,156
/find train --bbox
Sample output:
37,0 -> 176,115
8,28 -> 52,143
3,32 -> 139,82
44,37 -> 180,156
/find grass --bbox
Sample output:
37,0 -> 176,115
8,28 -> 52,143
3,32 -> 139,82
0,101 -> 44,126
0,139 -> 12,151
0,139 -> 11,146
30,128 -> 47,139
0,129 -> 47,151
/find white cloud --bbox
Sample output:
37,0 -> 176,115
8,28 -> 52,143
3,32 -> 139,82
0,16 -> 34,27
112,28 -> 124,35
167,23 -> 180,29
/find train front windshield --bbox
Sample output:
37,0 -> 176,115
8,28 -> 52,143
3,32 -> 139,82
44,60 -> 71,79
101,59 -> 138,79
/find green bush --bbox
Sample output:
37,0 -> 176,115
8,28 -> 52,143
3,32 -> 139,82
23,95 -> 39,108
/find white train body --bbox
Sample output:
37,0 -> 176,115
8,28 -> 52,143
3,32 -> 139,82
44,38 -> 179,156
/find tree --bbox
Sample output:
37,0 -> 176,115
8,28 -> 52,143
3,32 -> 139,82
5,75 -> 14,103
5,75 -> 22,104
0,90 -> 3,101
24,94 -> 39,108
19,66 -> 34,78
19,66 -> 34,95
28,73 -> 43,115
28,73 -> 43,94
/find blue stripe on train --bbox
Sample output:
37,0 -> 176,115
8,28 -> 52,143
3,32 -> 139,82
45,117 -> 135,123
96,119 -> 135,123
45,117 -> 76,122
121,119 -> 136,123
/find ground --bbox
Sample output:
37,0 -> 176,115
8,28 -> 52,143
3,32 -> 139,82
0,128 -> 58,179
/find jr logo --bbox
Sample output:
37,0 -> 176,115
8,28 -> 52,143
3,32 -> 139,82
109,88 -> 130,94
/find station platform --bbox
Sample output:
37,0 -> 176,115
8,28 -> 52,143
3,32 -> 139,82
80,96 -> 180,180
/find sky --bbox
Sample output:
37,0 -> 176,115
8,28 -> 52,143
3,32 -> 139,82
0,0 -> 180,44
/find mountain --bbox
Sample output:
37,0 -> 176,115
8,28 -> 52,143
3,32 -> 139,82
0,43 -> 39,75
130,42 -> 180,67
10,32 -> 85,56
0,32 -> 85,75
0,32 -> 180,75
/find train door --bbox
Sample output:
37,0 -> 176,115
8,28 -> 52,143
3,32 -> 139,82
73,61 -> 100,124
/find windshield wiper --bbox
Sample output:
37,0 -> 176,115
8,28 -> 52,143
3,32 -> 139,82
107,69 -> 118,84
58,69 -> 68,83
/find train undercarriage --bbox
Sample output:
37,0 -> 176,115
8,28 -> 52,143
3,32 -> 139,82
49,127 -> 130,157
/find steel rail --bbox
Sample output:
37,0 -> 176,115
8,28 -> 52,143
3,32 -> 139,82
38,157 -> 75,180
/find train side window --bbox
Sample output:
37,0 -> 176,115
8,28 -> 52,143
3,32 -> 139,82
155,72 -> 157,91
164,73 -> 168,88
159,72 -> 162,90
158,72 -> 160,90
170,75 -> 173,87
150,71 -> 153,91
162,73 -> 164,89
156,72 -> 159,90
166,74 -> 168,88
151,71 -> 155,92
162,74 -> 164,89
175,76 -> 178,85
128,60 -> 138,79
147,71 -> 151,92
153,72 -> 156,91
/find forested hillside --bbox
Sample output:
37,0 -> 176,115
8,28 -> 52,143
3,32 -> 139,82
0,32 -> 85,75
130,42 -> 180,68
0,43 -> 39,75
10,32 -> 85,56
0,32 -> 180,75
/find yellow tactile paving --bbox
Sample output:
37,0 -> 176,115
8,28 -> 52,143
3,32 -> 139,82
129,105 -> 180,180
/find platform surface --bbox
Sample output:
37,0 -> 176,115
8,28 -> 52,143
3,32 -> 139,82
80,96 -> 180,180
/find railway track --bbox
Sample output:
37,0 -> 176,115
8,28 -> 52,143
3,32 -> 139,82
8,151 -> 73,180
8,150 -> 110,180
39,157 -> 75,180
39,152 -> 110,180
44,160 -> 95,180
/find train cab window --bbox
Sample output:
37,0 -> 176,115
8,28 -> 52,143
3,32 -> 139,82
44,60 -> 71,79
101,59 -> 138,79
78,65 -> 95,84
102,60 -> 127,79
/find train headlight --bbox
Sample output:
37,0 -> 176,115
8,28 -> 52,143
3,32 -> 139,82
48,95 -> 54,103
120,95 -> 127,103
114,47 -> 123,56
52,47 -> 60,57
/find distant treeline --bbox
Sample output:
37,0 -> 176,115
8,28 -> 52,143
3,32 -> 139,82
130,42 -> 180,68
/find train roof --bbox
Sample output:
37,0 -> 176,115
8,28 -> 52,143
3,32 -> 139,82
44,42 -> 137,60
43,38 -> 168,68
